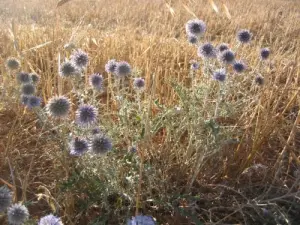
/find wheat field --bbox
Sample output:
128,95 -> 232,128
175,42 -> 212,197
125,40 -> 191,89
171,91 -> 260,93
0,0 -> 300,224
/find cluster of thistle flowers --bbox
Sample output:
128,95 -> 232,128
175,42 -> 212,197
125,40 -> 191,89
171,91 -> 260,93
186,19 -> 270,84
0,186 -> 63,225
5,57 -> 42,109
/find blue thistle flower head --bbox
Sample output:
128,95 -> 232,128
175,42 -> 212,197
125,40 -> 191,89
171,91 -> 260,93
128,146 -> 137,153
217,43 -> 229,53
233,61 -> 246,73
127,215 -> 156,225
197,43 -> 217,59
255,75 -> 264,85
187,34 -> 198,44
89,73 -> 103,91
133,78 -> 145,90
76,104 -> 98,127
30,73 -> 40,84
46,96 -> 71,119
219,49 -> 235,64
213,69 -> 226,82
115,61 -> 131,77
237,29 -> 252,44
21,83 -> 35,96
6,57 -> 20,70
59,61 -> 78,78
27,96 -> 42,109
17,72 -> 30,84
0,186 -> 12,212
190,60 -> 200,70
105,59 -> 118,74
91,134 -> 112,154
38,214 -> 63,225
7,204 -> 29,225
71,49 -> 89,68
70,137 -> 89,156
91,127 -> 101,135
185,19 -> 206,37
260,48 -> 270,60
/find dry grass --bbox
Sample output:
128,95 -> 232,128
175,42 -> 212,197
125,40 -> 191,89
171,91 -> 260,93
0,0 -> 300,224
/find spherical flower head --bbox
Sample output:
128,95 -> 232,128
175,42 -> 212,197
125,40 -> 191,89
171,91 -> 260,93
21,83 -> 35,96
133,78 -> 145,90
46,96 -> 71,119
127,215 -> 156,225
128,146 -> 137,153
91,134 -> 112,154
71,49 -> 89,68
30,73 -> 40,84
59,61 -> 78,78
187,34 -> 198,44
0,186 -> 12,212
17,72 -> 30,84
190,60 -> 200,70
70,137 -> 89,156
6,57 -> 20,70
237,29 -> 252,44
217,43 -> 229,53
255,75 -> 264,85
197,43 -> 216,59
213,69 -> 226,82
76,104 -> 98,127
105,59 -> 118,74
185,19 -> 206,36
260,48 -> 270,60
89,73 -> 103,91
38,214 -> 63,225
219,49 -> 235,64
233,61 -> 246,73
27,96 -> 42,109
7,204 -> 29,225
91,127 -> 101,135
115,61 -> 131,77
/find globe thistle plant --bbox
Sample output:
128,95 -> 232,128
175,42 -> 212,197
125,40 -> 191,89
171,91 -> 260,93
76,104 -> 98,127
105,59 -> 118,74
70,137 -> 89,156
197,43 -> 217,59
213,69 -> 226,82
187,34 -> 198,44
59,61 -> 78,78
219,49 -> 235,64
127,215 -> 156,225
255,75 -> 264,85
91,134 -> 112,154
38,214 -> 63,225
233,61 -> 246,73
237,29 -> 252,44
185,19 -> 206,37
89,73 -> 103,91
260,48 -> 270,60
133,78 -> 145,91
0,186 -> 12,212
46,96 -> 71,119
27,96 -> 42,109
17,72 -> 30,84
6,57 -> 20,70
71,49 -> 89,68
115,61 -> 131,77
21,83 -> 35,96
217,43 -> 229,53
30,73 -> 40,84
7,204 -> 29,225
